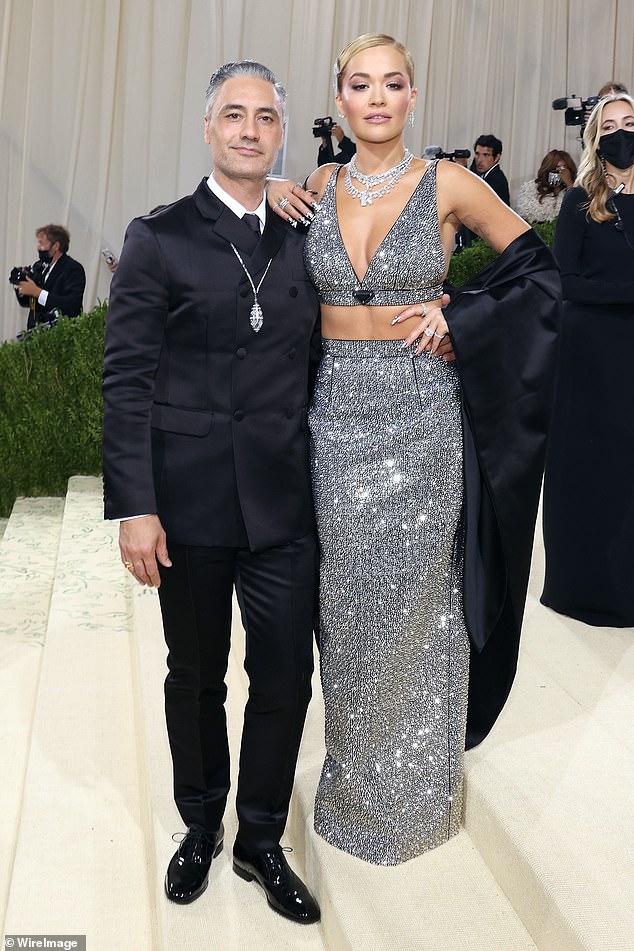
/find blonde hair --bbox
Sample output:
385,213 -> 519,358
334,34 -> 415,96
576,92 -> 634,223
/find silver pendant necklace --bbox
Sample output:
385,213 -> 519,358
344,149 -> 414,206
230,244 -> 273,332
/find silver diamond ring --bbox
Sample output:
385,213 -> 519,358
278,197 -> 290,210
423,327 -> 434,338
434,332 -> 445,340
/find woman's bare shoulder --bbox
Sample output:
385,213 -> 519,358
435,158 -> 475,187
306,164 -> 339,199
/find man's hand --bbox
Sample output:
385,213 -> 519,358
17,276 -> 41,298
331,123 -> 345,144
119,514 -> 172,587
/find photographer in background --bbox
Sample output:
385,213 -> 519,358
12,224 -> 85,330
598,80 -> 628,98
457,134 -> 509,250
516,149 -> 577,224
315,117 -> 356,166
473,134 -> 510,204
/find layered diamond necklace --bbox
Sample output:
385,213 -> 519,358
344,149 -> 413,206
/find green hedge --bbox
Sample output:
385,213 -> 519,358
447,219 -> 556,287
0,221 -> 556,518
0,305 -> 106,516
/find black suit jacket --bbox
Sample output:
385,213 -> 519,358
457,164 -> 511,251
482,163 -> 510,206
317,134 -> 356,166
16,253 -> 85,328
102,179 -> 321,552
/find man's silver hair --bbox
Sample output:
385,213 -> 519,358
205,61 -> 287,119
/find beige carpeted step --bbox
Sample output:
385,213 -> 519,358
130,582 -> 328,951
3,477 -> 154,948
4,478 -> 630,951
463,539 -> 634,951
0,496 -> 64,936
290,695 -> 540,951
130,543 -> 536,950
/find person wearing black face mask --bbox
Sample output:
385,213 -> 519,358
15,224 -> 86,330
541,92 -> 634,628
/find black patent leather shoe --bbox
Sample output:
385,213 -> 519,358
165,824 -> 224,904
232,842 -> 320,924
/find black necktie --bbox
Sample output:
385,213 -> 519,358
241,213 -> 261,254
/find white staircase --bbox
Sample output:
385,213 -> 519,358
1,477 -> 632,951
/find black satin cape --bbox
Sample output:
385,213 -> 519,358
444,229 -> 561,748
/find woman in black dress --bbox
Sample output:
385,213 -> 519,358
541,92 -> 634,627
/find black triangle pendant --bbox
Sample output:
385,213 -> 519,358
353,289 -> 375,304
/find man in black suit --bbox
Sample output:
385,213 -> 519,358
15,224 -> 85,329
473,133 -> 510,205
102,61 -> 320,924
457,134 -> 511,250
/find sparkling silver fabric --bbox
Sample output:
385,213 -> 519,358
303,161 -> 446,306
310,339 -> 469,866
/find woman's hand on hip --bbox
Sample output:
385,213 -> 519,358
392,294 -> 455,361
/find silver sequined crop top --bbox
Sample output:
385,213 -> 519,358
303,160 -> 446,306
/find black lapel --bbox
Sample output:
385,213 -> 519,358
44,254 -> 66,288
191,178 -> 251,256
215,205 -> 261,256
191,177 -> 288,268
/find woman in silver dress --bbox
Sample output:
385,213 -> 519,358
269,33 -> 559,865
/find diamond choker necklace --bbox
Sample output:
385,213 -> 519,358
344,149 -> 413,206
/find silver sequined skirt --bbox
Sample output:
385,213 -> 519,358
310,338 -> 469,865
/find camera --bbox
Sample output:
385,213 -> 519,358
423,146 -> 470,162
9,265 -> 34,285
9,260 -> 46,286
312,116 -> 335,138
101,248 -> 117,268
552,95 -> 600,126
437,148 -> 471,161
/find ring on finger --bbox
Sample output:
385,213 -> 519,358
423,327 -> 434,337
420,304 -> 427,317
123,561 -> 134,570
278,197 -> 289,210
434,332 -> 445,340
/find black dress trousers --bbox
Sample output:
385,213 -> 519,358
157,532 -> 316,851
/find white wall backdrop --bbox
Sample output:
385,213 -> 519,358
0,0 -> 632,340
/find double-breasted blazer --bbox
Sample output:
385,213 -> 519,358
102,178 -> 321,552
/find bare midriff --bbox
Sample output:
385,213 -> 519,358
320,299 -> 443,340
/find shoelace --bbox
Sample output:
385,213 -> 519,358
261,845 -> 294,885
172,830 -> 217,862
